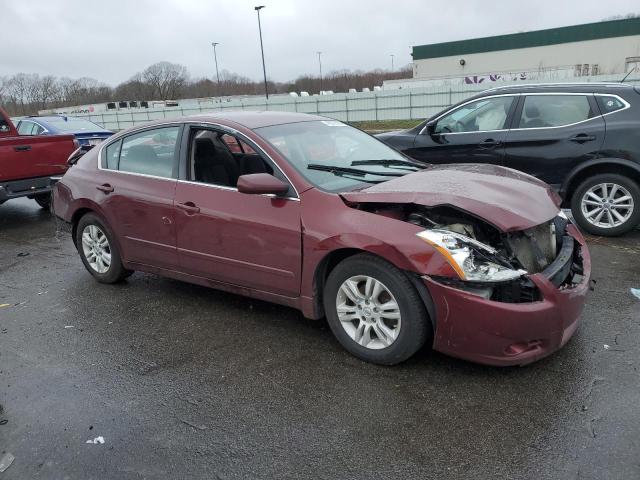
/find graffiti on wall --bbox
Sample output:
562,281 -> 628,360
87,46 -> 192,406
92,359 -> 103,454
464,73 -> 529,84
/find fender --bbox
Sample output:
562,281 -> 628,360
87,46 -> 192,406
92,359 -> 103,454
560,157 -> 640,197
300,232 -> 455,319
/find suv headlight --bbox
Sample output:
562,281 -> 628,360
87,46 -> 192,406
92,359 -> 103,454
417,229 -> 527,282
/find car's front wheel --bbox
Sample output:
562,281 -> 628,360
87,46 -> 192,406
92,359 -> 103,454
323,253 -> 432,365
571,174 -> 640,236
75,213 -> 132,283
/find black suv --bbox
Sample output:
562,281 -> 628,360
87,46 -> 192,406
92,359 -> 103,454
378,83 -> 640,236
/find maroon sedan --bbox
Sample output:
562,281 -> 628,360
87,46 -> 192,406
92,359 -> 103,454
53,112 -> 591,366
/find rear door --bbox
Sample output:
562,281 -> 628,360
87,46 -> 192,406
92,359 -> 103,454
504,93 -> 605,188
173,125 -> 302,297
407,95 -> 516,166
96,125 -> 182,269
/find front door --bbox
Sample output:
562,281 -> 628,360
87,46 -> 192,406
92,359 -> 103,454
504,94 -> 605,188
174,126 -> 302,297
406,95 -> 516,166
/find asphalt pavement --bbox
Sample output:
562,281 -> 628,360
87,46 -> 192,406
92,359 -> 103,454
1,198 -> 639,480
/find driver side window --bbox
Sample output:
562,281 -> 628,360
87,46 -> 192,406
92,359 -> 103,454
435,96 -> 514,134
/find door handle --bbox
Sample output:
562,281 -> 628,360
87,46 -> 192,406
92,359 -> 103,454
96,184 -> 114,194
176,201 -> 200,214
569,134 -> 596,143
478,139 -> 502,148
14,145 -> 31,152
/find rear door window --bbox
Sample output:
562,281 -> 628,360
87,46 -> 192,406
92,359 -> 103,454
118,126 -> 181,178
517,95 -> 593,128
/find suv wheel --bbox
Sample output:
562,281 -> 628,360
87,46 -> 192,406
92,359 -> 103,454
571,174 -> 640,236
323,253 -> 431,365
34,193 -> 51,210
76,213 -> 132,283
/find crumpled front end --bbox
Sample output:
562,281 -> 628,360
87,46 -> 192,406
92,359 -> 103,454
425,222 -> 591,366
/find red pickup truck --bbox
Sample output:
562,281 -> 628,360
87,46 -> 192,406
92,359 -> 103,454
0,107 -> 78,209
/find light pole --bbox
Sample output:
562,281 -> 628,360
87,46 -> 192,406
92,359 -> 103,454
390,54 -> 395,72
254,5 -> 269,99
211,42 -> 220,90
317,51 -> 323,92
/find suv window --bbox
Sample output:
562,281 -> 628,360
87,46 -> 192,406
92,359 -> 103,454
18,121 -> 36,135
435,96 -> 514,133
117,126 -> 180,178
596,95 -> 627,114
518,95 -> 592,129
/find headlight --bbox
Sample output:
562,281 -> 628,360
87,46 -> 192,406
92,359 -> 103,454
417,229 -> 526,282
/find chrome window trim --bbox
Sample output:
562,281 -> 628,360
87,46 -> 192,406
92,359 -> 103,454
419,92 -> 631,135
177,179 -> 300,202
97,120 -> 300,201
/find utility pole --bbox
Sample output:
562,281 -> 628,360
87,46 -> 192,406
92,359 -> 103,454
317,51 -> 323,92
211,42 -> 220,91
254,6 -> 269,99
390,54 -> 395,72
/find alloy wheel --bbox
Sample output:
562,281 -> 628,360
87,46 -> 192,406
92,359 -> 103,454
335,275 -> 401,350
81,225 -> 112,273
581,183 -> 634,229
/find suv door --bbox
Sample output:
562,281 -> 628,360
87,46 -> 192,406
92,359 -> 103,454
504,93 -> 605,189
96,125 -> 182,269
406,95 -> 516,166
173,125 -> 302,297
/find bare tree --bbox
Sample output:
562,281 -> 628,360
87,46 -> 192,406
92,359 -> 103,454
141,62 -> 188,100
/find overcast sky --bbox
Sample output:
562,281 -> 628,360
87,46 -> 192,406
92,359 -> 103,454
1,0 -> 638,85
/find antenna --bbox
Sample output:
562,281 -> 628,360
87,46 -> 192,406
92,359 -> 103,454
620,67 -> 636,83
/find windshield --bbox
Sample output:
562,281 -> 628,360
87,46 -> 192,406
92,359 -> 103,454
44,117 -> 107,132
254,120 -> 413,192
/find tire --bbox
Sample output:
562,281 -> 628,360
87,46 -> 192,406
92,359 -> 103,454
75,212 -> 132,283
571,173 -> 640,237
34,193 -> 51,210
323,253 -> 432,365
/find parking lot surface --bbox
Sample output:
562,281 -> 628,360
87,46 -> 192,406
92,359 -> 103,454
1,198 -> 639,480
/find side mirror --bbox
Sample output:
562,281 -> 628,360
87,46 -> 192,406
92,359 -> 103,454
425,121 -> 437,135
237,173 -> 289,196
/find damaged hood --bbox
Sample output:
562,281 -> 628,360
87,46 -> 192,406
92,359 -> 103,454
340,164 -> 561,232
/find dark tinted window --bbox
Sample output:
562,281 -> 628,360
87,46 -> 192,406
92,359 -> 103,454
596,95 -> 627,114
118,126 -> 180,178
103,139 -> 122,170
518,95 -> 592,128
0,117 -> 9,133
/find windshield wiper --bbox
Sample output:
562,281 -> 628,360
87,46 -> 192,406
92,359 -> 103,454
351,158 -> 425,169
307,164 -> 405,177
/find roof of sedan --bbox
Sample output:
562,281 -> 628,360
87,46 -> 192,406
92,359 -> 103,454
186,111 -> 329,129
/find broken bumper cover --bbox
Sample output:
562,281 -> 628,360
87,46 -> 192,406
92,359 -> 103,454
425,224 -> 591,367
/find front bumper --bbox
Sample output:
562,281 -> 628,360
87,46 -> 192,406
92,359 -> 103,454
425,224 -> 591,367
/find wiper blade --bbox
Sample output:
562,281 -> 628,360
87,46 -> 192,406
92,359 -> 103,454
307,164 -> 405,177
351,158 -> 425,169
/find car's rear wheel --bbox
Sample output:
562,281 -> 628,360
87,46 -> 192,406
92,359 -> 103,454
75,213 -> 132,283
323,253 -> 431,365
34,193 -> 51,210
571,174 -> 640,236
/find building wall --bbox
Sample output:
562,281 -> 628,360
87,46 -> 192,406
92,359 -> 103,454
413,36 -> 640,80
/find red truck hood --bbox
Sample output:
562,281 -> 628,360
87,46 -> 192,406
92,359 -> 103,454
340,164 -> 561,232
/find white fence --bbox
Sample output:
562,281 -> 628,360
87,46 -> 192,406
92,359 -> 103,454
70,74 -> 640,131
